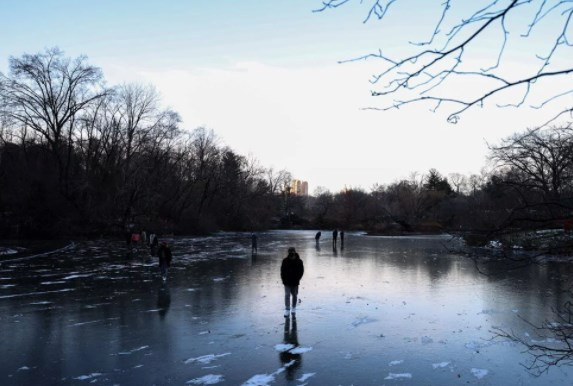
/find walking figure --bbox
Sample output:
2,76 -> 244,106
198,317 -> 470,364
281,247 -> 304,317
332,229 -> 338,248
157,242 -> 172,282
340,230 -> 345,249
251,233 -> 258,254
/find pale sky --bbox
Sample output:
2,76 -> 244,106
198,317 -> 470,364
1,0 -> 571,192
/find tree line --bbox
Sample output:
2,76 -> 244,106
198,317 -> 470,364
0,48 -> 292,238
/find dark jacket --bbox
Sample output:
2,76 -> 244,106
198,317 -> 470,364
158,245 -> 172,267
281,253 -> 304,286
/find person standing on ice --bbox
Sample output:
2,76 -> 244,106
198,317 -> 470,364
281,247 -> 304,317
251,233 -> 258,254
157,242 -> 172,281
332,229 -> 338,248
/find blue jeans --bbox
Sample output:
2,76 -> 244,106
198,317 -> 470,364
284,285 -> 298,309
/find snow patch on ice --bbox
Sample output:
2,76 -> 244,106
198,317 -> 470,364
17,366 -> 30,371
298,373 -> 315,382
242,360 -> 296,386
187,374 -> 224,385
351,316 -> 376,327
212,276 -> 229,282
63,274 -> 93,280
432,362 -> 450,369
73,373 -> 102,380
0,288 -> 74,299
389,360 -> 404,366
471,368 -> 489,379
289,347 -> 312,354
421,336 -> 433,344
385,373 -> 412,380
118,345 -> 149,355
274,344 -> 295,352
185,353 -> 231,365
70,320 -> 102,327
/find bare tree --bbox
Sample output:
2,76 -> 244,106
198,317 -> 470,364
314,1 -> 573,124
448,172 -> 467,194
490,125 -> 573,199
266,167 -> 292,195
0,48 -> 107,158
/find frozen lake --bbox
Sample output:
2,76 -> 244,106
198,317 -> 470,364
1,231 -> 572,385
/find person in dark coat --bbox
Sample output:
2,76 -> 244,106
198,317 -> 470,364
281,247 -> 304,316
157,242 -> 172,281
340,230 -> 345,249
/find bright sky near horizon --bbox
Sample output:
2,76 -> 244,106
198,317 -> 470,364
1,0 -> 570,193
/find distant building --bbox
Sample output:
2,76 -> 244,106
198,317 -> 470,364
290,179 -> 309,196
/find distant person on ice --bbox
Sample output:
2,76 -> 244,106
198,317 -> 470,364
315,231 -> 321,243
158,242 -> 172,282
332,229 -> 338,248
340,230 -> 345,249
251,233 -> 258,254
150,233 -> 159,256
281,247 -> 304,317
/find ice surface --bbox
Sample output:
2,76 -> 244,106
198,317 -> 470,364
471,368 -> 489,379
187,374 -> 224,385
185,353 -> 231,365
385,373 -> 412,380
